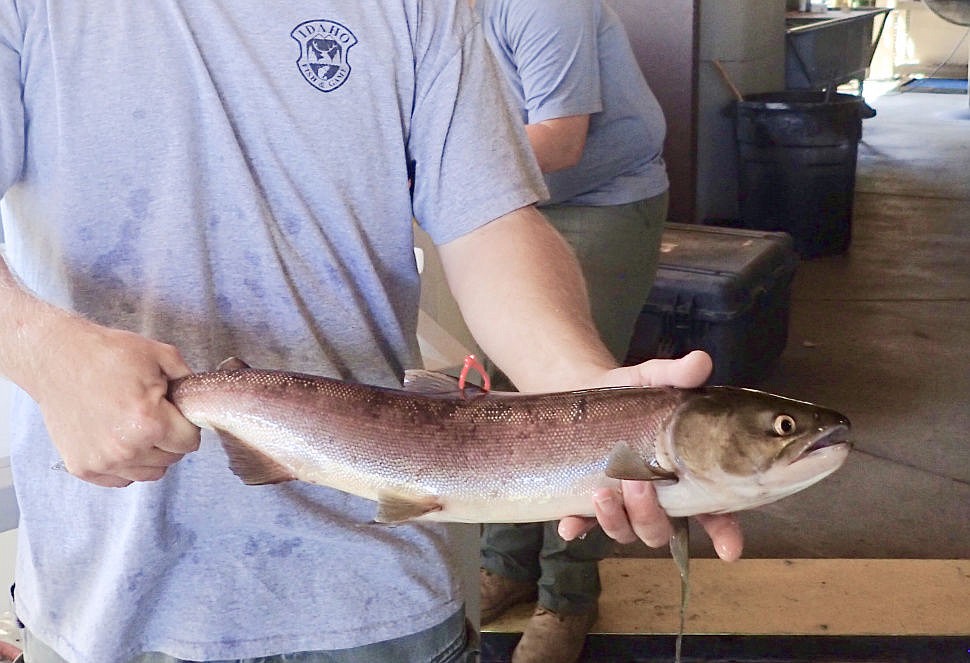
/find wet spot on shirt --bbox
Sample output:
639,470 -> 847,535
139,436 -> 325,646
269,538 -> 303,558
243,276 -> 266,299
280,213 -> 303,237
127,570 -> 145,593
159,523 -> 198,555
244,250 -> 261,268
127,188 -> 153,221
242,251 -> 266,297
241,535 -> 303,559
243,536 -> 261,557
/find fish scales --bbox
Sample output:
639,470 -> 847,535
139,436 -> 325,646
172,369 -> 685,522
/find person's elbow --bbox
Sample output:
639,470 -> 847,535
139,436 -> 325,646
549,140 -> 585,172
526,114 -> 590,174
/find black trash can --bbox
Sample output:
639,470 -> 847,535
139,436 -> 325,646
735,91 -> 863,259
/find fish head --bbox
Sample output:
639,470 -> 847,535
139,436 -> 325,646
654,386 -> 851,516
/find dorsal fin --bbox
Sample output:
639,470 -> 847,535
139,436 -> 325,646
217,430 -> 296,485
375,492 -> 443,523
402,369 -> 486,397
605,443 -> 678,482
217,356 -> 251,371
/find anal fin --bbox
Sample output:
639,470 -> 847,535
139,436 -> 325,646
375,492 -> 443,523
217,430 -> 296,485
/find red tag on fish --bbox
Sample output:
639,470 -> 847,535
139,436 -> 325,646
458,354 -> 491,392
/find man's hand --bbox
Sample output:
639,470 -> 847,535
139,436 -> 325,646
558,350 -> 744,562
28,316 -> 201,488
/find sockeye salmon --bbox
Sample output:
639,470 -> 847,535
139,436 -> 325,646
168,359 -> 851,523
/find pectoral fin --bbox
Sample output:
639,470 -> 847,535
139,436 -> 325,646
375,492 -> 443,523
605,443 -> 678,482
218,431 -> 296,485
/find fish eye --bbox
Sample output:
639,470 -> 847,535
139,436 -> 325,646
773,414 -> 797,436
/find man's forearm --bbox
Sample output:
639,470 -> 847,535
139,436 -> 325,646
438,205 -> 615,392
0,255 -> 68,396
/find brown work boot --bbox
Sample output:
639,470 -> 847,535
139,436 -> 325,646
479,569 -> 537,625
511,606 -> 598,663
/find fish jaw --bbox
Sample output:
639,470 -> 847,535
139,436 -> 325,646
655,388 -> 852,517
656,440 -> 851,516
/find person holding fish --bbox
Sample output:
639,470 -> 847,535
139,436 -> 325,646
0,2 -> 742,663
474,1 -> 676,660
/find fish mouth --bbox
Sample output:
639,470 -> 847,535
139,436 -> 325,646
790,424 -> 853,463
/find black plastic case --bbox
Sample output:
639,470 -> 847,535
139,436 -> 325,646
626,223 -> 799,386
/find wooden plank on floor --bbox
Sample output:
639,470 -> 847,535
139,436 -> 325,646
482,558 -> 970,636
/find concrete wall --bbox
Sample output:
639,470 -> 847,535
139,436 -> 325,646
610,0 -> 786,224
896,1 -> 970,69
696,0 -> 786,223
607,0 -> 699,223
893,0 -> 969,77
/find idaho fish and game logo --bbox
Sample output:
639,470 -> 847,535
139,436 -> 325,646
291,19 -> 358,92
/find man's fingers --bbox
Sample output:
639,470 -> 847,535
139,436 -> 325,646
115,464 -> 171,483
156,343 -> 194,382
695,513 -> 744,561
557,516 -> 598,542
73,470 -> 133,488
636,350 -> 713,388
617,480 -> 674,547
587,481 -> 674,547
595,350 -> 713,390
66,446 -> 184,485
154,403 -> 201,455
589,487 -> 637,544
135,446 -> 187,469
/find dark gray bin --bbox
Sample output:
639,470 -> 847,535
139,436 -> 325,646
736,91 -> 863,258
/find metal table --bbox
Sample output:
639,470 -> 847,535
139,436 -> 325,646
785,8 -> 893,94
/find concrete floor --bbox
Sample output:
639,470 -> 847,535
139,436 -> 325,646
624,88 -> 970,561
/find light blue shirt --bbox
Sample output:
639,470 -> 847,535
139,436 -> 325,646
477,0 -> 669,206
0,2 -> 545,661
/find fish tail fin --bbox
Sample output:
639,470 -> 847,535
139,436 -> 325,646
217,430 -> 296,485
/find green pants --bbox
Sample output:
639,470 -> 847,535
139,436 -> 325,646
481,192 -> 668,615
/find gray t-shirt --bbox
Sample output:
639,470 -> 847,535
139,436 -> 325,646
477,0 -> 669,206
0,2 -> 545,661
